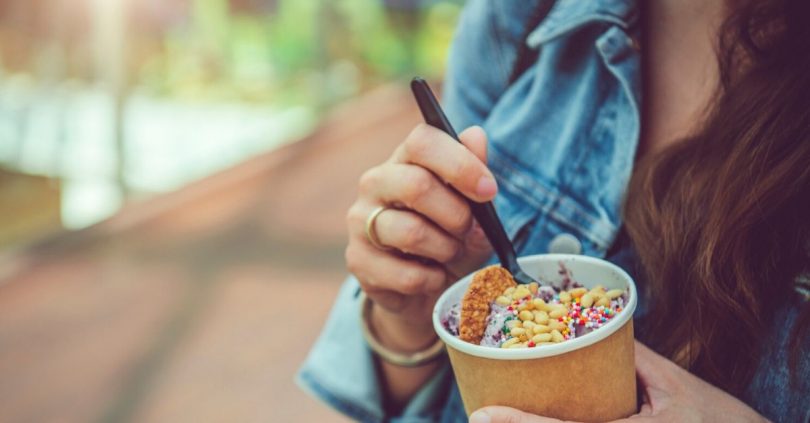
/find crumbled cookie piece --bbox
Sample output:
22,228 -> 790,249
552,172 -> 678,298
459,265 -> 517,344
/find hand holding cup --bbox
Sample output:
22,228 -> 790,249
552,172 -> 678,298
345,124 -> 496,348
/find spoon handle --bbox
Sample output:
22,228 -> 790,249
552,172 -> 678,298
410,77 -> 522,275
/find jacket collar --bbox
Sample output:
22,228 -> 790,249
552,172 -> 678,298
527,0 -> 638,47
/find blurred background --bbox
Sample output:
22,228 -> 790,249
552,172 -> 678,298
0,0 -> 461,421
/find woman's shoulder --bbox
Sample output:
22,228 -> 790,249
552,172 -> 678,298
443,0 -> 639,129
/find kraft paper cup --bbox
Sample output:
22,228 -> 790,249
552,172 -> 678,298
432,254 -> 638,422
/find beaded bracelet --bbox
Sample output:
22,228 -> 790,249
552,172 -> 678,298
358,291 -> 446,367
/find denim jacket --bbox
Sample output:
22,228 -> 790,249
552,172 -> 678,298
297,1 -> 810,421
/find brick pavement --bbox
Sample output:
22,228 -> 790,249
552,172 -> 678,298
0,84 -> 423,422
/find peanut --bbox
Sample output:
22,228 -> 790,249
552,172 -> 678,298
532,324 -> 551,334
522,321 -> 536,332
505,319 -> 521,329
559,291 -> 572,303
569,287 -> 587,298
548,306 -> 567,319
495,296 -> 511,306
519,310 -> 534,321
510,327 -> 527,337
512,287 -> 531,300
549,320 -> 566,332
589,287 -> 605,302
532,298 -> 547,311
534,310 -> 549,325
551,329 -> 564,342
528,282 -> 539,294
605,289 -> 624,299
532,333 -> 552,343
580,293 -> 594,308
596,297 -> 611,307
501,338 -> 520,348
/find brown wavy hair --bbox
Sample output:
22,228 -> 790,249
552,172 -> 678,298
624,0 -> 810,395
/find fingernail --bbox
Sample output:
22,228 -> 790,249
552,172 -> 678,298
469,410 -> 491,423
476,176 -> 497,198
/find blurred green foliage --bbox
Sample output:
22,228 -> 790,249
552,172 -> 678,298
137,0 -> 462,108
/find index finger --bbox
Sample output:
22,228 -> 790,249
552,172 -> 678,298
392,124 -> 497,203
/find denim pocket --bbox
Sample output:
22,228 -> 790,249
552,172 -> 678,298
488,144 -> 615,257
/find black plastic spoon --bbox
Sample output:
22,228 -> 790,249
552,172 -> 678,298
410,77 -> 533,284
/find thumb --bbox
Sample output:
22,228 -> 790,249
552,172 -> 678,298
459,125 -> 489,164
634,341 -> 679,390
470,406 -> 564,423
633,341 -> 680,409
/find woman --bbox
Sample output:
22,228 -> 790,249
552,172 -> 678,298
298,0 -> 810,421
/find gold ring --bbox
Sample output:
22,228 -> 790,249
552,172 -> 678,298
365,206 -> 394,251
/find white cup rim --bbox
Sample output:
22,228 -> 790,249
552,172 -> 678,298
432,254 -> 637,360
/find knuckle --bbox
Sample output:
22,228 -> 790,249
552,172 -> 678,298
406,123 -> 430,142
449,204 -> 473,235
345,244 -> 360,275
398,269 -> 426,294
401,218 -> 427,249
441,241 -> 461,263
403,124 -> 433,160
454,157 -> 480,185
345,203 -> 365,228
401,168 -> 433,206
357,167 -> 380,195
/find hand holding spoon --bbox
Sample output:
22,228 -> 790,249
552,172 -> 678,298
410,77 -> 535,285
